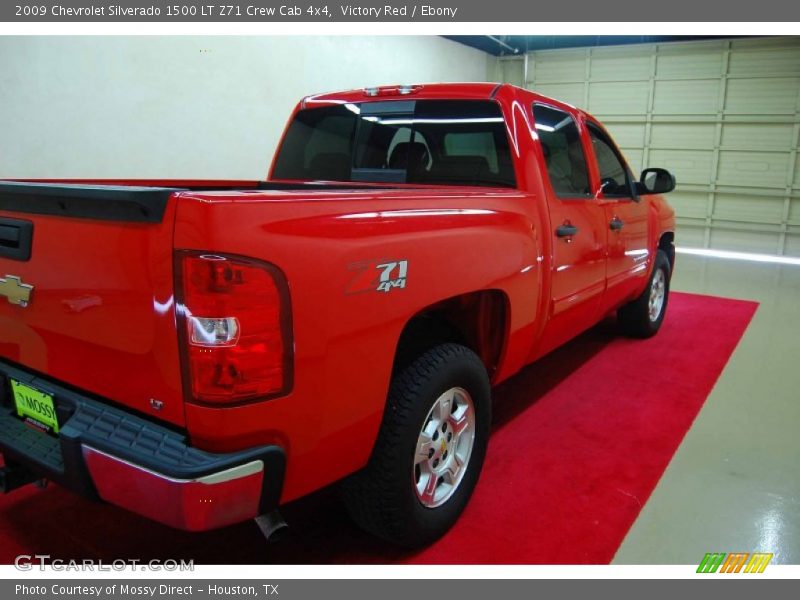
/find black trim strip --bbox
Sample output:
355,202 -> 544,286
0,182 -> 184,223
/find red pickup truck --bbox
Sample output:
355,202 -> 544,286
0,83 -> 675,547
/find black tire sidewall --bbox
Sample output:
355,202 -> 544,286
388,347 -> 491,545
645,250 -> 671,334
617,248 -> 672,338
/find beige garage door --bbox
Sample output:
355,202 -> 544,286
493,37 -> 800,256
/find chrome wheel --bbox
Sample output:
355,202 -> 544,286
413,387 -> 476,508
648,268 -> 666,322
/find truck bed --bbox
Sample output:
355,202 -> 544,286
0,179 -> 521,431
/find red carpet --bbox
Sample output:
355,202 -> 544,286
0,292 -> 757,564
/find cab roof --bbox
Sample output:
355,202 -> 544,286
300,82 -> 590,120
302,82 -> 505,107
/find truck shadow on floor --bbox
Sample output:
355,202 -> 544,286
0,320 -> 620,565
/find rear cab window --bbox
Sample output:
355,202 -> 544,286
272,100 -> 516,188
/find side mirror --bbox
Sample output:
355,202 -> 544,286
639,168 -> 676,194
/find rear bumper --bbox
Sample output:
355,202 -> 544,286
0,358 -> 285,531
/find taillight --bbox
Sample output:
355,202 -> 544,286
176,252 -> 293,405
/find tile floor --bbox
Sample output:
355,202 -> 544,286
614,253 -> 800,564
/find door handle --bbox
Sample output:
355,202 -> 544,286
0,217 -> 33,261
556,224 -> 579,238
609,217 -> 624,231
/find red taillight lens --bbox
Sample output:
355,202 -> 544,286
176,252 -> 292,405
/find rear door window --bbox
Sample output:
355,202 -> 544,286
532,104 -> 591,198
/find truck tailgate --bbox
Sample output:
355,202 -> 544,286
0,182 -> 186,426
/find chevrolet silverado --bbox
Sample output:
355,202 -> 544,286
0,83 -> 675,547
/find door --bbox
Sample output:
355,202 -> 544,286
586,121 -> 651,310
532,103 -> 608,356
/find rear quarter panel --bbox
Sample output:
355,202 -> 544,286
174,189 -> 543,502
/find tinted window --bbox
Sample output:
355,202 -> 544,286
272,100 -> 515,188
352,114 -> 415,179
444,132 -> 499,172
533,104 -> 590,198
272,106 -> 356,181
588,123 -> 632,197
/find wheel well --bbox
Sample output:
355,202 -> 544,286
659,231 -> 675,272
393,290 -> 509,380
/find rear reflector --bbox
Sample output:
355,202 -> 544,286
176,252 -> 293,405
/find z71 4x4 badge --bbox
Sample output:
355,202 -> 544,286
346,259 -> 408,294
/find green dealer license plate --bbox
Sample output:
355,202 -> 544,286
11,379 -> 59,435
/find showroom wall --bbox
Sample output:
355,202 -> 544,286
492,37 -> 800,256
0,36 -> 488,180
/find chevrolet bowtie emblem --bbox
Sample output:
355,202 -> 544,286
0,275 -> 34,307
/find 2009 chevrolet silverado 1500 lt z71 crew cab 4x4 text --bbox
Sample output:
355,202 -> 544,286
0,83 -> 676,547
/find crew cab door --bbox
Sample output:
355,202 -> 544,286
585,121 -> 650,309
532,103 -> 607,354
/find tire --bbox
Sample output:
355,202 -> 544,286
617,248 -> 671,338
341,343 -> 491,547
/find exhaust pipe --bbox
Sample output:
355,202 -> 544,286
254,510 -> 288,543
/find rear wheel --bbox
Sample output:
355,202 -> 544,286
341,343 -> 491,547
617,249 -> 671,338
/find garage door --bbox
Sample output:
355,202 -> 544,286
495,37 -> 800,256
